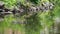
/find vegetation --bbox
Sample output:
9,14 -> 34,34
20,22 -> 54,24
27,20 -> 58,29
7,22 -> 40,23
0,0 -> 60,34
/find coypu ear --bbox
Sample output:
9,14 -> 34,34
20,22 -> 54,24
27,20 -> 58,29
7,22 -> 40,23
0,1 -> 5,9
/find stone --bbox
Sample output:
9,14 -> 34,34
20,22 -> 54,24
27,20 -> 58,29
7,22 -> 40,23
1,12 -> 12,14
0,18 -> 4,21
0,1 -> 4,9
0,9 -> 5,12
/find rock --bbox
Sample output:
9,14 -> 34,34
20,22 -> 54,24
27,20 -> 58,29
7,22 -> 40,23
36,6 -> 40,11
0,1 -> 4,9
49,3 -> 54,10
4,8 -> 10,12
12,20 -> 26,24
0,18 -> 4,21
12,20 -> 18,24
1,12 -> 12,15
11,7 -> 20,14
41,2 -> 54,11
0,9 -> 5,12
54,17 -> 60,23
30,6 -> 36,12
11,8 -> 17,14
